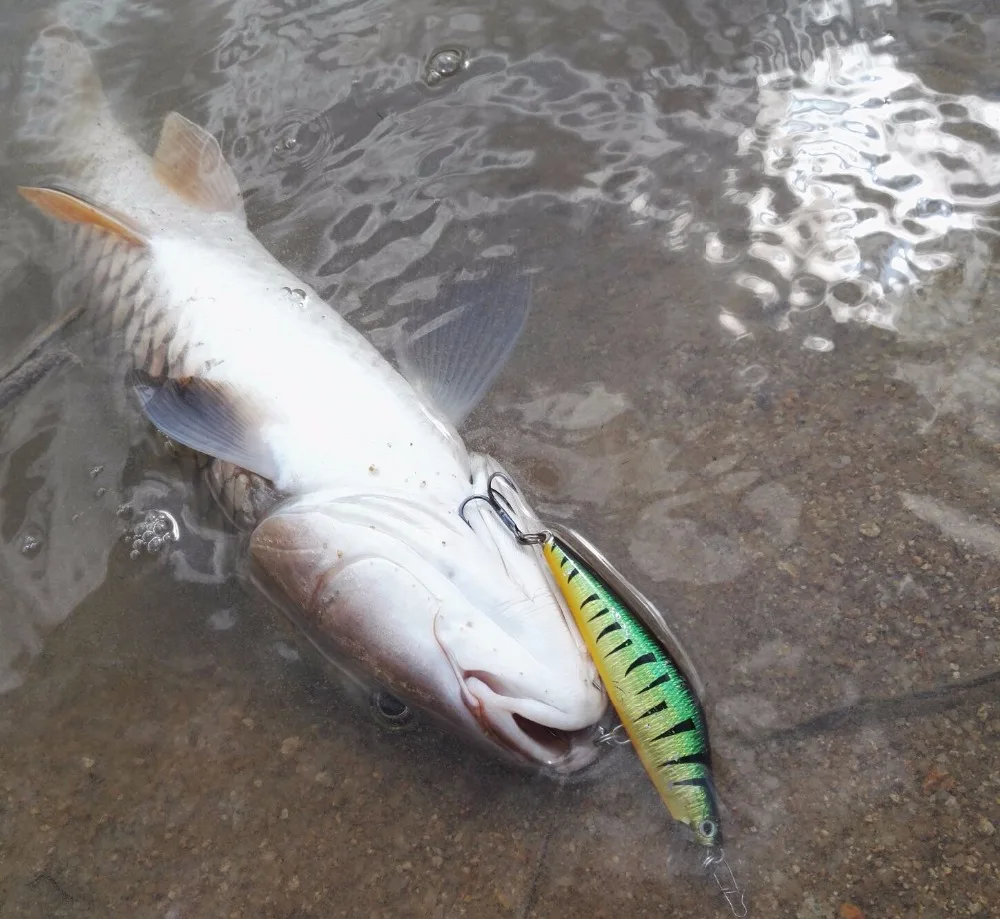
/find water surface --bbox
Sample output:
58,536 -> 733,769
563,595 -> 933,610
1,0 -> 999,916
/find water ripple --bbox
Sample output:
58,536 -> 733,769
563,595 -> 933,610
3,0 -> 1000,703
734,35 -> 1000,339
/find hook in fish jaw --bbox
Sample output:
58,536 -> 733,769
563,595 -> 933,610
458,471 -> 550,545
703,848 -> 748,918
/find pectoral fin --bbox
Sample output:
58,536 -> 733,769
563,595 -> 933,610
394,260 -> 533,428
131,371 -> 277,481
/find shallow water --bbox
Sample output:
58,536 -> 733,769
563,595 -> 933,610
2,0 -> 1000,916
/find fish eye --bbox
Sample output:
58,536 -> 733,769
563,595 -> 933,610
369,691 -> 416,731
699,819 -> 717,839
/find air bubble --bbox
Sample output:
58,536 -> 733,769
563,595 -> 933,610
276,130 -> 299,152
19,532 -> 43,557
270,115 -> 335,168
425,47 -> 468,85
124,509 -> 181,558
280,286 -> 308,307
803,335 -> 835,352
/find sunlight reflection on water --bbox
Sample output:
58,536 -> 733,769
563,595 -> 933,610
734,35 -> 999,341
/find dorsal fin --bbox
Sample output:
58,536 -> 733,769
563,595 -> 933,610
17,185 -> 148,247
152,112 -> 245,220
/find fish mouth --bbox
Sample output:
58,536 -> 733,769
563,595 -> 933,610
457,669 -> 602,774
511,716 -> 599,772
481,709 -> 601,775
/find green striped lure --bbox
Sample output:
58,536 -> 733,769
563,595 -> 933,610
460,473 -> 747,918
543,531 -> 721,844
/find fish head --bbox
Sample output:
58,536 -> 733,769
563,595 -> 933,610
249,458 -> 608,775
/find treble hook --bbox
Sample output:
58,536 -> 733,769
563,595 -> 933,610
458,471 -> 550,545
703,848 -> 748,918
594,723 -> 632,746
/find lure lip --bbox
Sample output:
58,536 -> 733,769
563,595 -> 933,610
544,522 -> 708,703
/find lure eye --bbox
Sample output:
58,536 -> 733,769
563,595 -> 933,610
699,819 -> 717,840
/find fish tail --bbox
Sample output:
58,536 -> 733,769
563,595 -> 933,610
14,21 -> 121,173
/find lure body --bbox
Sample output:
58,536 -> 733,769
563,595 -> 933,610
543,535 -> 722,847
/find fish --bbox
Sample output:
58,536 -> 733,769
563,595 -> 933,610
12,23 -> 608,773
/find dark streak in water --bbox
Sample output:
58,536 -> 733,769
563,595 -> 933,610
0,349 -> 74,412
758,668 -> 1000,746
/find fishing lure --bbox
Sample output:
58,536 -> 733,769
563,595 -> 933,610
545,531 -> 722,844
461,473 -> 747,917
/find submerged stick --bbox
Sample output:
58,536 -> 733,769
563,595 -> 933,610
0,306 -> 83,411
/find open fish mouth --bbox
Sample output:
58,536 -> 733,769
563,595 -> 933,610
453,666 -> 602,772
370,683 -> 600,771
367,684 -> 600,774
507,717 -> 600,773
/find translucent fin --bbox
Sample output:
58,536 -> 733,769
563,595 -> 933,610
131,372 -> 277,481
394,261 -> 532,428
17,186 -> 148,247
152,113 -> 246,220
14,22 -> 115,167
